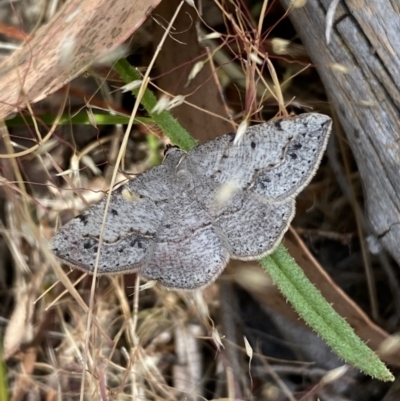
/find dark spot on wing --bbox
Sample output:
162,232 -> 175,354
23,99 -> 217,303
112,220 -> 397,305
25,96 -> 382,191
257,177 -> 271,189
130,239 -> 143,248
289,153 -> 297,159
227,132 -> 236,142
292,143 -> 302,150
78,214 -> 89,225
274,121 -> 283,131
83,241 -> 92,249
251,141 -> 256,149
111,209 -> 118,216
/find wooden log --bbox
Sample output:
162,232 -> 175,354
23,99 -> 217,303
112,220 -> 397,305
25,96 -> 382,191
279,0 -> 400,265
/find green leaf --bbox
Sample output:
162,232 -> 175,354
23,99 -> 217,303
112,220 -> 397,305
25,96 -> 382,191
6,112 -> 150,127
114,59 -> 197,151
260,245 -> 394,381
0,337 -> 8,401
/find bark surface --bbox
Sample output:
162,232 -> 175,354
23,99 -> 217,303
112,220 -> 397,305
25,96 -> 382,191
279,0 -> 400,265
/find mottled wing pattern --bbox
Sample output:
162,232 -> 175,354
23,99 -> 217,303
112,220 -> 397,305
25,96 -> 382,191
213,194 -> 295,260
180,113 -> 331,263
183,114 -> 331,202
186,175 -> 295,260
250,114 -> 332,201
51,193 -> 157,273
141,168 -> 230,290
51,158 -> 180,273
51,114 -> 332,290
181,122 -> 293,189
